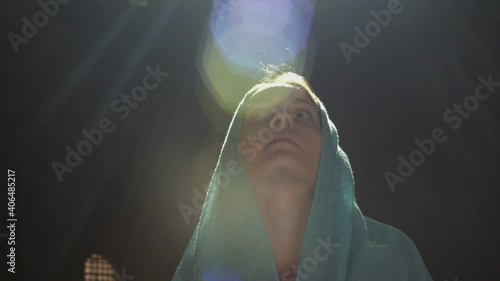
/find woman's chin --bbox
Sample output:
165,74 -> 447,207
250,160 -> 308,182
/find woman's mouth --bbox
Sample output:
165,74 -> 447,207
267,135 -> 300,148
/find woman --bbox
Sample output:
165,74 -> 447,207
172,70 -> 433,281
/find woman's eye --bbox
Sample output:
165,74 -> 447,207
293,110 -> 313,121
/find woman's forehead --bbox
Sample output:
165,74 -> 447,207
247,85 -> 313,107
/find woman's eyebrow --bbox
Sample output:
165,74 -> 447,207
291,97 -> 315,107
288,96 -> 320,113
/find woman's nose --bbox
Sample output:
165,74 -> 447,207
269,107 -> 293,131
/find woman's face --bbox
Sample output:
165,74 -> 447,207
239,86 -> 323,193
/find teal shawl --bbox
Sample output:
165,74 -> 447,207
172,89 -> 433,281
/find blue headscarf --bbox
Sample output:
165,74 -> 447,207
172,82 -> 433,281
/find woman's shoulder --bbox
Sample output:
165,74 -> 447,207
360,216 -> 434,281
363,216 -> 422,256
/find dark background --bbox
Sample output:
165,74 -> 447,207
1,0 -> 499,280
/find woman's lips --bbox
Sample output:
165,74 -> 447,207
267,135 -> 299,148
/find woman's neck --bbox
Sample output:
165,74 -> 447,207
252,181 -> 315,274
